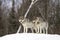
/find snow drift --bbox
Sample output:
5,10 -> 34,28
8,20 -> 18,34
0,33 -> 60,40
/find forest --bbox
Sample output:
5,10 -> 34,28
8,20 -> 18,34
0,0 -> 60,36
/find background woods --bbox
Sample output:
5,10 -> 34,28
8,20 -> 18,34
0,0 -> 60,36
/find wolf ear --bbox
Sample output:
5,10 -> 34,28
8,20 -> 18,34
19,19 -> 21,22
32,0 -> 34,2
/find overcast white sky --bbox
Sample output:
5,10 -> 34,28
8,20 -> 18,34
1,0 -> 22,9
1,0 -> 60,9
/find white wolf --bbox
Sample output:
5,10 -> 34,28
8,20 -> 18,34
19,16 -> 36,33
32,17 -> 48,34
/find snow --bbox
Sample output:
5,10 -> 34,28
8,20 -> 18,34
0,33 -> 60,40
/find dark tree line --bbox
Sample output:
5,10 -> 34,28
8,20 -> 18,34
0,0 -> 20,36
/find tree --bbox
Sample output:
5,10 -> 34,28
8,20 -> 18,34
8,0 -> 20,33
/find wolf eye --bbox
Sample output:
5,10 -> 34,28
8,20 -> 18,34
37,22 -> 39,24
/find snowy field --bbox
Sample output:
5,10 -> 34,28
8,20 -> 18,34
0,33 -> 60,40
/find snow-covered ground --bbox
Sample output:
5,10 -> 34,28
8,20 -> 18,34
0,33 -> 60,40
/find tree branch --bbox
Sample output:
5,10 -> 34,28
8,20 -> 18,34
24,0 -> 38,18
17,25 -> 21,33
